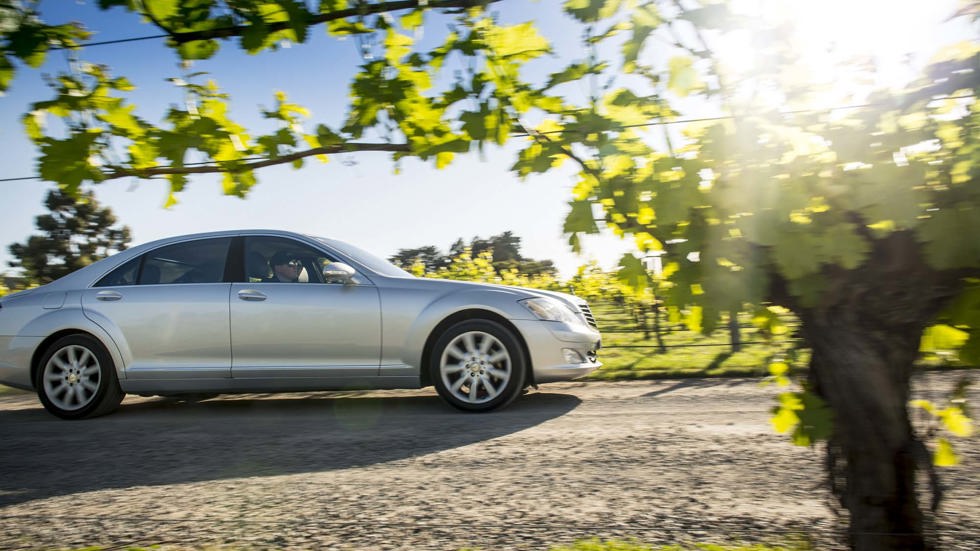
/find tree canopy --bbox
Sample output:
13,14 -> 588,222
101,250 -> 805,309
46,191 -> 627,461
3,1 -> 979,549
8,188 -> 131,285
391,231 -> 557,275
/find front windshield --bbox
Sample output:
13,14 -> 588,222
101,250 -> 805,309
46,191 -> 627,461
314,237 -> 413,278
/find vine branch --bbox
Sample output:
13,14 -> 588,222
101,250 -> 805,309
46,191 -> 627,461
157,0 -> 502,44
102,142 -> 411,180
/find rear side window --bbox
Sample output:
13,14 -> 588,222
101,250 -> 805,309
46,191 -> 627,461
141,238 -> 232,284
96,238 -> 232,286
94,258 -> 141,287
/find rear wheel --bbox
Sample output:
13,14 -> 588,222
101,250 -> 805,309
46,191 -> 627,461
37,334 -> 124,419
430,319 -> 526,412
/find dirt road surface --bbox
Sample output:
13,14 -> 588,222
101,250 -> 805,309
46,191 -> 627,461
1,373 -> 977,550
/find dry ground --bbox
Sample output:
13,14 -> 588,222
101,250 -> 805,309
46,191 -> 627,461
0,372 -> 976,550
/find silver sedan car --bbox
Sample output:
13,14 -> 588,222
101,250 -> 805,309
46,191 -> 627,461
0,230 -> 601,419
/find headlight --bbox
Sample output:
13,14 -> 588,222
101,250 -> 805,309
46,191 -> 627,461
519,297 -> 584,325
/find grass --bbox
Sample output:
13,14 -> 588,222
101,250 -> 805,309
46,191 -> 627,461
586,302 -> 976,381
587,303 -> 806,381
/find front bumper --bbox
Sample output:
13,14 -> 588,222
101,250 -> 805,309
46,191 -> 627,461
512,319 -> 601,383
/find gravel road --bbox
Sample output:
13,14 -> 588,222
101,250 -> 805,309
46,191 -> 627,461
0,372 -> 977,550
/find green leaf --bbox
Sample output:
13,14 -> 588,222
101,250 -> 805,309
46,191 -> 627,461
0,55 -> 15,93
920,324 -> 969,352
563,200 -> 599,234
934,437 -> 958,467
667,56 -> 703,97
819,222 -> 870,270
177,39 -> 220,60
617,253 -> 652,293
22,110 -> 44,141
327,19 -> 372,36
563,0 -> 623,23
685,305 -> 703,333
919,205 -> 980,270
435,151 -> 454,169
545,62 -> 599,90
484,22 -> 550,61
772,228 -> 823,280
384,29 -> 413,64
769,361 -> 789,377
771,391 -> 833,446
772,407 -> 799,434
910,399 -> 937,415
622,4 -> 661,71
940,407 -> 974,437
401,10 -> 424,31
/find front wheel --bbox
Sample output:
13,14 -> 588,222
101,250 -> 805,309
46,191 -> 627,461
37,334 -> 124,420
430,319 -> 526,412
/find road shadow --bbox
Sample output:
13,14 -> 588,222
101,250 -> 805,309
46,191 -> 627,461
0,391 -> 579,507
640,377 -> 762,399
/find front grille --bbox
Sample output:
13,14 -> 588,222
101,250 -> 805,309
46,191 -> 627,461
579,304 -> 597,329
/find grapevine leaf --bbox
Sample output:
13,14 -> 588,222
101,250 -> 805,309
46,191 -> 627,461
934,437 -> 958,467
667,56 -> 703,97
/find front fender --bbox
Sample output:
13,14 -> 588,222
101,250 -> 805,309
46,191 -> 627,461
401,289 -> 531,369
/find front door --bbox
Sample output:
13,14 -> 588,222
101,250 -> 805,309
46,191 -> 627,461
229,236 -> 381,380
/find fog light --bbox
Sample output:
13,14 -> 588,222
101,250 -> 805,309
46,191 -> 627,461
563,348 -> 585,364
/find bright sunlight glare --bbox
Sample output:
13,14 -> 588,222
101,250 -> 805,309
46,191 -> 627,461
718,0 -> 966,104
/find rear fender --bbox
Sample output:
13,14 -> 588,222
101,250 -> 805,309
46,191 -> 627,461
22,307 -> 127,386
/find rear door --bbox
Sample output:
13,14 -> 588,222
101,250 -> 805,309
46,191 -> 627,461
82,237 -> 233,380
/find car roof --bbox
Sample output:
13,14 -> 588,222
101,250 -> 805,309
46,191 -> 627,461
43,229 -> 326,290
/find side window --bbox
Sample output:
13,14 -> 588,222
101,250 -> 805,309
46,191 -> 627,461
140,238 -> 232,285
94,257 -> 141,287
244,236 -> 337,284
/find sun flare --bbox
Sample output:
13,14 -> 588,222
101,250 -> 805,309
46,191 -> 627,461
717,0 -> 971,104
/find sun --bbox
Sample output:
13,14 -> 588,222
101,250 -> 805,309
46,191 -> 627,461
715,0 -> 971,104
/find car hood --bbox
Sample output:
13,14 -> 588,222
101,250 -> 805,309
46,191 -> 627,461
390,276 -> 587,310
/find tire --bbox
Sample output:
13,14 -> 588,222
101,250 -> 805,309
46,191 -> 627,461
36,334 -> 124,420
430,319 -> 526,412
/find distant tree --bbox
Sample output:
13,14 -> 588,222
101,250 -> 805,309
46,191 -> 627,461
494,258 -> 557,276
396,232 -> 557,277
389,245 -> 448,272
448,238 -> 467,258
472,231 -> 522,263
9,189 -> 131,285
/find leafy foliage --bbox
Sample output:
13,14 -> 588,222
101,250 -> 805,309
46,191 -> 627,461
4,1 -> 980,546
13,0 -> 561,204
0,1 -> 89,95
8,189 -> 131,285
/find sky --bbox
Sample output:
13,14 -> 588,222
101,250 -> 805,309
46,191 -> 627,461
0,0 -> 972,279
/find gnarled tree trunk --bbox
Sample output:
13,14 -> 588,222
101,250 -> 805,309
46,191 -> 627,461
803,314 -> 930,550
782,232 -> 964,550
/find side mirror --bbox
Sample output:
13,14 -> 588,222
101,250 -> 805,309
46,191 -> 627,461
322,262 -> 356,285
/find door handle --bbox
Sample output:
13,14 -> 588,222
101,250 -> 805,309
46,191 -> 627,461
96,291 -> 122,302
237,290 -> 267,301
